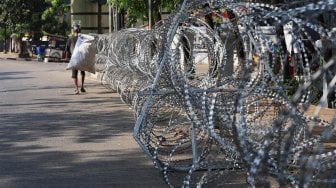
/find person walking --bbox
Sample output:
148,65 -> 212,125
66,24 -> 86,95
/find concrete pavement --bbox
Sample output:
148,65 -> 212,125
0,57 -> 168,188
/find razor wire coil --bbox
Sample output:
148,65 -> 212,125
95,0 -> 336,187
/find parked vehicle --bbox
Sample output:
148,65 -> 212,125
43,34 -> 69,62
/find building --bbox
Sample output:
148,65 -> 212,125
69,0 -> 110,34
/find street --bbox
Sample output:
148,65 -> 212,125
0,59 -> 167,188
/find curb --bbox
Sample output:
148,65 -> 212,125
0,56 -> 68,63
0,56 -> 32,61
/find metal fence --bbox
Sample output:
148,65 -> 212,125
95,0 -> 336,187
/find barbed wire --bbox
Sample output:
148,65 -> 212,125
95,0 -> 336,187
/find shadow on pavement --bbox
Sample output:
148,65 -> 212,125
0,63 -> 168,187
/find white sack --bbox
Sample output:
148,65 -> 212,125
66,34 -> 96,74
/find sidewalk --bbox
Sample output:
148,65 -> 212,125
0,52 -> 68,63
0,51 -> 39,62
0,52 -> 20,60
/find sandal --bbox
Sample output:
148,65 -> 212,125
74,90 -> 79,95
80,88 -> 86,92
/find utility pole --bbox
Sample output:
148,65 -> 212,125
4,24 -> 7,54
3,15 -> 8,54
98,2 -> 102,34
114,8 -> 125,31
109,5 -> 114,33
113,6 -> 118,32
148,0 -> 152,30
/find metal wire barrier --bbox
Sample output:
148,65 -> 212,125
95,0 -> 336,187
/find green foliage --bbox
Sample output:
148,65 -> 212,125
0,0 -> 48,40
0,28 -> 7,41
42,0 -> 69,36
0,0 -> 27,31
107,0 -> 182,26
0,0 -> 69,41
108,0 -> 149,25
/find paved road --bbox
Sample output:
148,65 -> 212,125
0,59 -> 167,188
